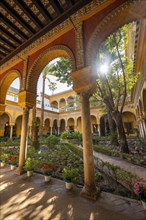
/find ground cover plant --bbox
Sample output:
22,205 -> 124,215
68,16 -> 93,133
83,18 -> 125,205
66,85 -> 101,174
93,138 -> 146,167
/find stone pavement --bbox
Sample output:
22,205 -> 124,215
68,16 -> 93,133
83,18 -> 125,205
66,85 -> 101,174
93,151 -> 146,181
0,166 -> 146,220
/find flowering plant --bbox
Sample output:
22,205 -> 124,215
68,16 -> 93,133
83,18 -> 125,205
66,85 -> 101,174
42,162 -> 56,175
9,156 -> 18,165
134,182 -> 146,200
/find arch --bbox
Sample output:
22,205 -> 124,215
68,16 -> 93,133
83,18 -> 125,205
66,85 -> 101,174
67,117 -> 75,132
0,113 -> 10,137
15,115 -> 23,137
0,70 -> 21,104
26,45 -> 76,94
50,101 -> 58,109
44,118 -> 50,135
86,0 -> 146,67
59,98 -> 66,111
52,119 -> 58,135
122,111 -> 137,135
99,114 -> 109,136
60,119 -> 66,133
90,115 -> 98,134
77,116 -> 82,133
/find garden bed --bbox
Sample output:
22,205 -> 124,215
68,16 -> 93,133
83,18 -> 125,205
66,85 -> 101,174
0,141 -> 144,200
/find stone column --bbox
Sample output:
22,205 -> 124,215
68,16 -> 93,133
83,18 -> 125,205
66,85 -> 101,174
15,107 -> 29,175
9,123 -> 14,140
98,124 -> 101,136
70,66 -> 99,200
58,127 -> 60,135
50,127 -> 52,135
80,92 -> 99,200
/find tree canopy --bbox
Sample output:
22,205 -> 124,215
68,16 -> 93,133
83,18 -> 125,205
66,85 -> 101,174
94,23 -> 137,113
48,57 -> 72,86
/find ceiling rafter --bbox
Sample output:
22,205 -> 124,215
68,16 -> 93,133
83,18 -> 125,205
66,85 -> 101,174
50,0 -> 64,14
0,1 -> 36,35
0,36 -> 17,50
65,0 -> 73,7
0,50 -> 7,56
0,45 -> 11,53
0,27 -> 22,45
0,13 -> 28,40
31,0 -> 53,22
14,0 -> 44,29
0,0 -> 93,66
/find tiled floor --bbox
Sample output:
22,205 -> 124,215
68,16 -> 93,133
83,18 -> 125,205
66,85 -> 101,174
0,166 -> 146,220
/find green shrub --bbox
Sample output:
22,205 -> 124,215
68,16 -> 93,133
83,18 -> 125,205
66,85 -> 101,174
63,166 -> 78,180
93,145 -> 112,156
0,153 -> 10,163
24,157 -> 40,171
47,135 -> 60,148
61,131 -> 82,140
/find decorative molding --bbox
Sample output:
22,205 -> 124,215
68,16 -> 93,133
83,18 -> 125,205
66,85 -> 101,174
75,22 -> 84,69
26,44 -> 76,94
21,57 -> 29,91
0,0 -> 107,74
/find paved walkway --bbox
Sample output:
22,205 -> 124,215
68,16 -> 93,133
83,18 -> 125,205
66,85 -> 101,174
0,166 -> 146,220
93,151 -> 146,181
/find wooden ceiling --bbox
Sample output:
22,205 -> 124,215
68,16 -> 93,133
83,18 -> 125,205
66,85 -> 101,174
0,0 -> 92,65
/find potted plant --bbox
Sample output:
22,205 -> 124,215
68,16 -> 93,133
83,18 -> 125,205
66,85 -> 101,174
63,167 -> 78,189
9,156 -> 18,170
134,182 -> 146,209
0,153 -> 9,167
42,162 -> 56,182
24,157 -> 37,177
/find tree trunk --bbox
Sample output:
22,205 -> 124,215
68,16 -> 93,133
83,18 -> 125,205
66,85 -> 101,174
112,111 -> 129,153
40,74 -> 46,138
107,111 -> 119,146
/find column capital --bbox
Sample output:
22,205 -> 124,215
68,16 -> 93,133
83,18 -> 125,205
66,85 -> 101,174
9,122 -> 15,126
18,91 -> 37,109
70,66 -> 97,95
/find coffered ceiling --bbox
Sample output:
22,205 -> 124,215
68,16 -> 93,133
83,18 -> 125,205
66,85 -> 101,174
0,0 -> 92,65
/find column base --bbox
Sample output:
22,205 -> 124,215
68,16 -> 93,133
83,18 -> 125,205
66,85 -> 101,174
80,186 -> 101,201
14,166 -> 25,175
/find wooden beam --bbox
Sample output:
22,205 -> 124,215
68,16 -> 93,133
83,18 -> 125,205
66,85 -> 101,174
0,36 -> 16,50
0,1 -> 36,35
0,50 -> 7,56
14,0 -> 44,28
0,13 -> 28,40
31,0 -> 53,21
65,0 -> 73,7
0,27 -> 22,45
0,45 -> 11,53
50,0 -> 64,14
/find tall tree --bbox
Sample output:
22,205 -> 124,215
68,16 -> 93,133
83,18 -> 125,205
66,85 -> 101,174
95,24 -> 137,153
